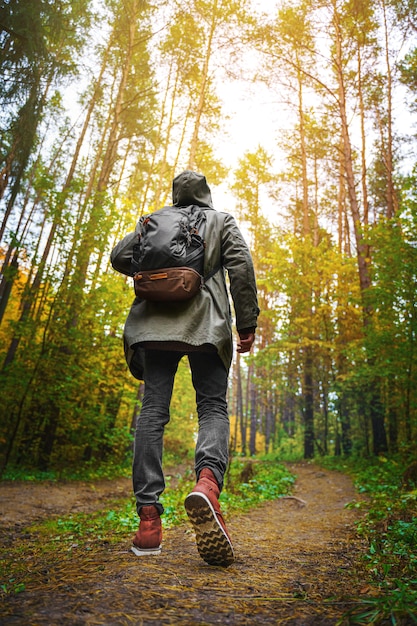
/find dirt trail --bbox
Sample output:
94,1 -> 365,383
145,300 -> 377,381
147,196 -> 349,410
0,463 -> 367,625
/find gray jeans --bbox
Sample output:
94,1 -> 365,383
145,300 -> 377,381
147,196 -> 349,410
133,349 -> 230,515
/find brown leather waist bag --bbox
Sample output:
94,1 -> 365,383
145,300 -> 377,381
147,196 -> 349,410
133,266 -> 202,302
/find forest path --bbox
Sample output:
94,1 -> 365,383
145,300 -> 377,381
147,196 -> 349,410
0,463 -> 367,625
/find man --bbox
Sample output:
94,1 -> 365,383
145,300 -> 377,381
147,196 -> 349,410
111,170 -> 259,567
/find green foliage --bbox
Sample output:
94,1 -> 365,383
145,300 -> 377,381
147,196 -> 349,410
2,0 -> 417,479
0,458 -> 295,601
2,455 -> 132,482
268,429 -> 304,462
222,458 -> 295,513
13,459 -> 295,549
164,359 -> 199,461
1,580 -> 25,596
320,455 -> 417,624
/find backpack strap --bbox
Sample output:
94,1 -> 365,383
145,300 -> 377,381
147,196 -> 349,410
203,264 -> 222,284
199,211 -> 222,285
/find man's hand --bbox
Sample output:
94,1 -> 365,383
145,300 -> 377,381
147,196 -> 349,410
237,332 -> 255,353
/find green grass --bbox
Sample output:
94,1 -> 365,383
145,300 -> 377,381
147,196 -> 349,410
222,456 -> 295,512
319,455 -> 417,625
34,457 -> 295,534
1,459 -> 133,482
0,457 -> 295,598
2,449 -> 192,483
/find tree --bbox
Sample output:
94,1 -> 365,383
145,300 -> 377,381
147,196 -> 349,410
0,0 -> 158,471
0,0 -> 92,230
231,147 -> 276,454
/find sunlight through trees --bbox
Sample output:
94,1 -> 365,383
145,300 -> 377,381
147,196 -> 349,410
1,0 -> 417,472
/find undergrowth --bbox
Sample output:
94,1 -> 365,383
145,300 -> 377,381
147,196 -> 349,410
0,457 -> 294,597
1,450 -> 190,482
1,460 -> 132,482
320,455 -> 417,625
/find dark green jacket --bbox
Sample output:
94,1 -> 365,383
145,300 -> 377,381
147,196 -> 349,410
111,171 -> 259,379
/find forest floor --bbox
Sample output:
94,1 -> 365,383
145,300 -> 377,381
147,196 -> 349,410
0,462 -> 373,625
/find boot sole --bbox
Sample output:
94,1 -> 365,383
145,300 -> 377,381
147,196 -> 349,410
184,492 -> 234,567
131,544 -> 161,557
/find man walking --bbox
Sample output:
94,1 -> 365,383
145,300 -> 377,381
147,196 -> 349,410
111,170 -> 259,566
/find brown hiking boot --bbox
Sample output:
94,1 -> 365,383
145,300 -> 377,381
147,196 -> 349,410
131,505 -> 162,556
184,468 -> 234,567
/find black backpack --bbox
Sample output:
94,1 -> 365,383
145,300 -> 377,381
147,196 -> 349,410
131,205 -> 208,302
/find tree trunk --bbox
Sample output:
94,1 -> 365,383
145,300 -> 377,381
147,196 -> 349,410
0,69 -> 47,238
248,364 -> 257,456
380,0 -> 398,218
188,0 -> 218,168
303,345 -> 315,459
332,1 -> 388,454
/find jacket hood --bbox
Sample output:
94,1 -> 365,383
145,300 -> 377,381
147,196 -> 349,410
172,170 -> 213,208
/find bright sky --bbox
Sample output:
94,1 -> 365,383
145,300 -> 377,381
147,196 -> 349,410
216,80 -> 283,161
211,73 -> 289,224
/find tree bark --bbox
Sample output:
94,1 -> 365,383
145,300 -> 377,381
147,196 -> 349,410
332,0 -> 388,454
